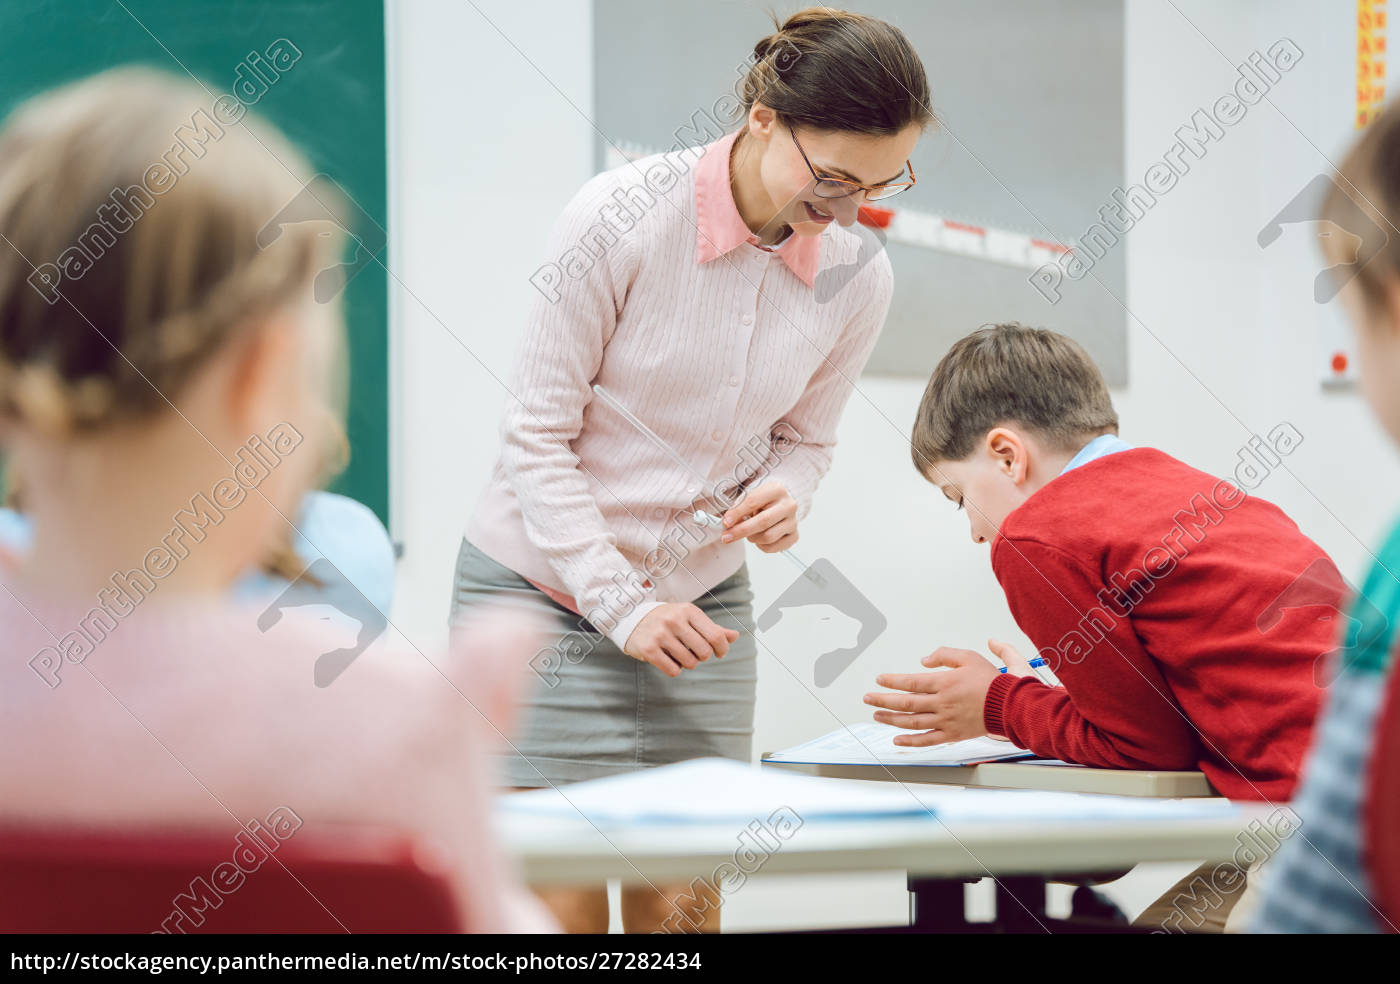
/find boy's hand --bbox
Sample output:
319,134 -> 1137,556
625,603 -> 739,677
721,480 -> 799,553
983,639 -> 1031,740
989,638 -> 1035,676
864,646 -> 1002,746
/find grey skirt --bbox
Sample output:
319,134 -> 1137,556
449,539 -> 757,787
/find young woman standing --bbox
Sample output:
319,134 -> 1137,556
452,7 -> 932,932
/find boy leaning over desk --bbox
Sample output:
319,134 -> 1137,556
864,323 -> 1343,931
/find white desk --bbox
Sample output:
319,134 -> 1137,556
502,777 -> 1263,932
504,808 -> 1256,886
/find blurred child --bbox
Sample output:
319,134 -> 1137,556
0,68 -> 551,932
1250,106 -> 1400,934
867,323 -> 1344,930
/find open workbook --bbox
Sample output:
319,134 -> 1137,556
763,722 -> 1039,767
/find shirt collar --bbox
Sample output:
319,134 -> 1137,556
694,129 -> 823,287
1061,434 -> 1134,475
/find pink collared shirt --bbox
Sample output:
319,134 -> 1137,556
468,129 -> 893,649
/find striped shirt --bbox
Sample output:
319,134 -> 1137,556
467,129 -> 893,649
1251,517 -> 1400,933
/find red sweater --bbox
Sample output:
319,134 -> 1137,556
984,448 -> 1338,801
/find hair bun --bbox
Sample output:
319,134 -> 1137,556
753,30 -> 802,73
739,7 -> 932,136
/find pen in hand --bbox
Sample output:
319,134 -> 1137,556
998,656 -> 1056,687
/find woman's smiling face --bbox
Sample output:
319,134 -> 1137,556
738,104 -> 922,237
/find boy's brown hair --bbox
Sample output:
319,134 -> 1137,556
910,323 -> 1118,475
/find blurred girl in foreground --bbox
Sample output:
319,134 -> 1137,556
0,68 -> 551,933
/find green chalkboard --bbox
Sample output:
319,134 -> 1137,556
0,0 -> 389,525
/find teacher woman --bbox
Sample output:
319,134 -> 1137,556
452,7 -> 931,932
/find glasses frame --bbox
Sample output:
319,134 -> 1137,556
788,125 -> 916,202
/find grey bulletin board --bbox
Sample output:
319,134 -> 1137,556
592,0 -> 1128,384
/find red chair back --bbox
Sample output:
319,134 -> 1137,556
0,822 -> 462,933
1370,669 -> 1400,933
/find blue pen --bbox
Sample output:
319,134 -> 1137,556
999,657 -> 1056,687
998,657 -> 1048,674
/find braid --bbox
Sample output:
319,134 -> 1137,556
0,225 -> 322,438
0,67 -> 344,440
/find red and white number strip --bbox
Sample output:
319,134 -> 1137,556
603,142 -> 1074,271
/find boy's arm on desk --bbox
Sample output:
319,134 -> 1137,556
988,539 -> 1201,771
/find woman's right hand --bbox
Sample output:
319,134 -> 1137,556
624,603 -> 740,677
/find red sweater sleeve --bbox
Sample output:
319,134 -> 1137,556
987,537 -> 1202,770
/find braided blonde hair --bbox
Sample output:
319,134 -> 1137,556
0,67 -> 345,437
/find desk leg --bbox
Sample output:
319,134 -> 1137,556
906,875 -> 972,931
798,874 -> 1138,934
993,876 -> 1049,932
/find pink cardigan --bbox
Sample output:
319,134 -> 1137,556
0,588 -> 555,933
468,129 -> 894,648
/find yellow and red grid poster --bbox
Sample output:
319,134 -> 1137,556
1359,0 -> 1388,127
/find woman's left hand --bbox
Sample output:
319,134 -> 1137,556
721,480 -> 799,553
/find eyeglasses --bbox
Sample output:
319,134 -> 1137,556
788,125 -> 916,202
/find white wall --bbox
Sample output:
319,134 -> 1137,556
389,0 -> 1393,928
387,0 -> 595,648
1114,0 -> 1397,584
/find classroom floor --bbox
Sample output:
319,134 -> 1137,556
603,862 -> 1201,932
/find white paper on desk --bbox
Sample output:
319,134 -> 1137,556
502,758 -> 933,824
763,722 -> 1036,767
501,757 -> 1239,827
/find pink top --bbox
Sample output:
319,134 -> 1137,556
0,587 -> 555,933
468,129 -> 894,649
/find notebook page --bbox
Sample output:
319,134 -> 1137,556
763,722 -> 1036,767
